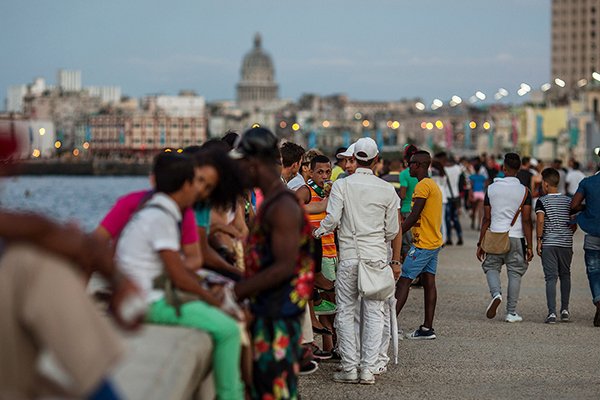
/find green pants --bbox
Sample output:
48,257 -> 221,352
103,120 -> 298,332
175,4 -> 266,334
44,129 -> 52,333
321,257 -> 338,282
147,298 -> 243,400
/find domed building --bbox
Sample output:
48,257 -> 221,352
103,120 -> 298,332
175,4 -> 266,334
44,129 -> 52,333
236,33 -> 279,111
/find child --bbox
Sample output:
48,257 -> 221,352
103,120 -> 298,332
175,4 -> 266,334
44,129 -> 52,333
535,168 -> 575,324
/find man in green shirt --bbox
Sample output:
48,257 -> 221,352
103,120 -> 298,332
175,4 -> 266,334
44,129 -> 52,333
399,144 -> 419,261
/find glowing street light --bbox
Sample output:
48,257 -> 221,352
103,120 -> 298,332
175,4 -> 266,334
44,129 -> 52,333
291,123 -> 300,131
433,99 -> 443,108
435,120 -> 444,130
483,121 -> 491,130
577,79 -> 588,88
279,121 -> 287,129
32,149 -> 41,158
541,83 -> 552,92
82,142 -> 90,150
322,120 -> 330,128
362,120 -> 370,128
475,91 -> 486,101
73,149 -> 80,157
251,123 -> 261,128
415,102 -> 425,111
554,78 -> 566,88
593,71 -> 600,82
54,141 -> 62,149
39,128 -> 46,136
498,88 -> 509,97
520,83 -> 531,92
469,121 -> 477,129
391,121 -> 400,129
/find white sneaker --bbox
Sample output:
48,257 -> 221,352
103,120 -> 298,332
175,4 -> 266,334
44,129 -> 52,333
505,313 -> 523,323
373,365 -> 387,375
333,369 -> 359,384
486,294 -> 502,319
359,369 -> 375,385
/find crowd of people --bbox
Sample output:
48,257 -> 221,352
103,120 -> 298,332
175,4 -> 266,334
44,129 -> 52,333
1,126 -> 600,399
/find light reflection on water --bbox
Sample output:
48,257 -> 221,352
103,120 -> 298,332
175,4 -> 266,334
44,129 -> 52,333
0,176 -> 149,231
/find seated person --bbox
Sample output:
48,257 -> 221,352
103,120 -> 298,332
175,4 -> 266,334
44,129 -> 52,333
116,152 -> 244,400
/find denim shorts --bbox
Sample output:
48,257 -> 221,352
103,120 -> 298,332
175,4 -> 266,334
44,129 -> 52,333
401,246 -> 441,280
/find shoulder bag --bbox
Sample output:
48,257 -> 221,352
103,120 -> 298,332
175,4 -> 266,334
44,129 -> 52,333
480,188 -> 528,255
344,179 -> 396,300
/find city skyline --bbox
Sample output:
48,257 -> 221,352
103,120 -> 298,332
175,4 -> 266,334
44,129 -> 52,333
2,0 -> 550,106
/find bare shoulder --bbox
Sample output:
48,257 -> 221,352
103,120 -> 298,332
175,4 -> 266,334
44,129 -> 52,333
264,192 -> 304,226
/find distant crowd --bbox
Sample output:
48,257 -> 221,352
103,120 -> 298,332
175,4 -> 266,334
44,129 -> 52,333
1,128 -> 599,399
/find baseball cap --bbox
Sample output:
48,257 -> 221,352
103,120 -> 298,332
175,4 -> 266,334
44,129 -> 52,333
336,143 -> 356,159
353,137 -> 379,161
229,126 -> 280,161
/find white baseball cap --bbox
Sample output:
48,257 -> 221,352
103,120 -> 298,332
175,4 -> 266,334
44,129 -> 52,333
336,143 -> 356,159
353,137 -> 379,161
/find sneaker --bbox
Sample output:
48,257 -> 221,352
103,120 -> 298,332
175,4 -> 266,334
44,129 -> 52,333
333,369 -> 359,384
373,365 -> 387,375
406,325 -> 436,340
560,310 -> 570,322
486,294 -> 502,319
322,348 -> 341,363
309,343 -> 332,360
457,238 -> 464,246
359,369 -> 375,385
299,360 -> 318,375
544,313 -> 557,324
594,308 -> 600,327
505,313 -> 523,323
314,299 -> 337,316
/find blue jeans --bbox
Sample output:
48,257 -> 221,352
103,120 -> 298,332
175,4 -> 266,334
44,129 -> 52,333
445,200 -> 462,241
584,249 -> 600,304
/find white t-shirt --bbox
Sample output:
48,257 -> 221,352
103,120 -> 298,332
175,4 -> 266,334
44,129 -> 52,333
566,169 -> 585,195
116,193 -> 182,304
444,164 -> 462,199
486,177 -> 530,238
287,173 -> 306,191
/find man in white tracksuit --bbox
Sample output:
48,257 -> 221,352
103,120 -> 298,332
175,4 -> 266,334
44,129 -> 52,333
315,137 -> 400,385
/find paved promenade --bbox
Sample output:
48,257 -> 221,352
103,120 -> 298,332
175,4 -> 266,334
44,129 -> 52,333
299,219 -> 599,399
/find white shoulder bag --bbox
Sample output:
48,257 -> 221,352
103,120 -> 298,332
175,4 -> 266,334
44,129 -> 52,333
344,179 -> 396,300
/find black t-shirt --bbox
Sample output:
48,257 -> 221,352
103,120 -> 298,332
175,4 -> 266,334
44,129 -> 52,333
516,169 -> 533,189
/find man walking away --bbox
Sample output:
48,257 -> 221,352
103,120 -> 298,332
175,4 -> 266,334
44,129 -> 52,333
566,161 -> 586,197
477,153 -> 534,323
571,155 -> 600,327
395,150 -> 443,339
315,138 -> 399,385
444,154 -> 464,245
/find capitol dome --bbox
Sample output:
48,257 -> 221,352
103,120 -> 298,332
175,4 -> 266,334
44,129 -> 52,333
237,33 -> 279,110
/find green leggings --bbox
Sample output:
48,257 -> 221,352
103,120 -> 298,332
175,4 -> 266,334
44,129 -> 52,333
147,298 -> 243,400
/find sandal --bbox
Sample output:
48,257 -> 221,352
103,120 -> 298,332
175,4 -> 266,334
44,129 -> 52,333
312,326 -> 334,336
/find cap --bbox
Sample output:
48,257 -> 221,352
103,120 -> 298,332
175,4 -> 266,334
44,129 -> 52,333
336,143 -> 356,159
353,137 -> 379,161
229,126 -> 279,160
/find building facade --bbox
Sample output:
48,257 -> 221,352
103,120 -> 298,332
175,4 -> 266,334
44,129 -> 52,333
552,0 -> 600,94
89,94 -> 207,159
236,33 -> 279,111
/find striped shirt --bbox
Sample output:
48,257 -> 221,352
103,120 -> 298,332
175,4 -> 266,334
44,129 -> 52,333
306,185 -> 337,258
535,193 -> 573,248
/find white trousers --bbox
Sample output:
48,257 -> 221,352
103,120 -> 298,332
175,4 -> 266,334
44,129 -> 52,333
335,259 -> 385,372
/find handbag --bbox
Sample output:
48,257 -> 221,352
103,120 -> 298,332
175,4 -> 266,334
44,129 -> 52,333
344,179 -> 395,300
481,188 -> 529,255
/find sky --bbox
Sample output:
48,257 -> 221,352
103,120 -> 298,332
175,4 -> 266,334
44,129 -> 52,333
1,0 -> 551,107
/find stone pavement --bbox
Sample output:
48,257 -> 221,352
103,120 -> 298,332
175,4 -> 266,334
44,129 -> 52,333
299,219 -> 600,400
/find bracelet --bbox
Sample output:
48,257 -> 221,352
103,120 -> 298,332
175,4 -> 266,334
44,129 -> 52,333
390,260 -> 401,265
